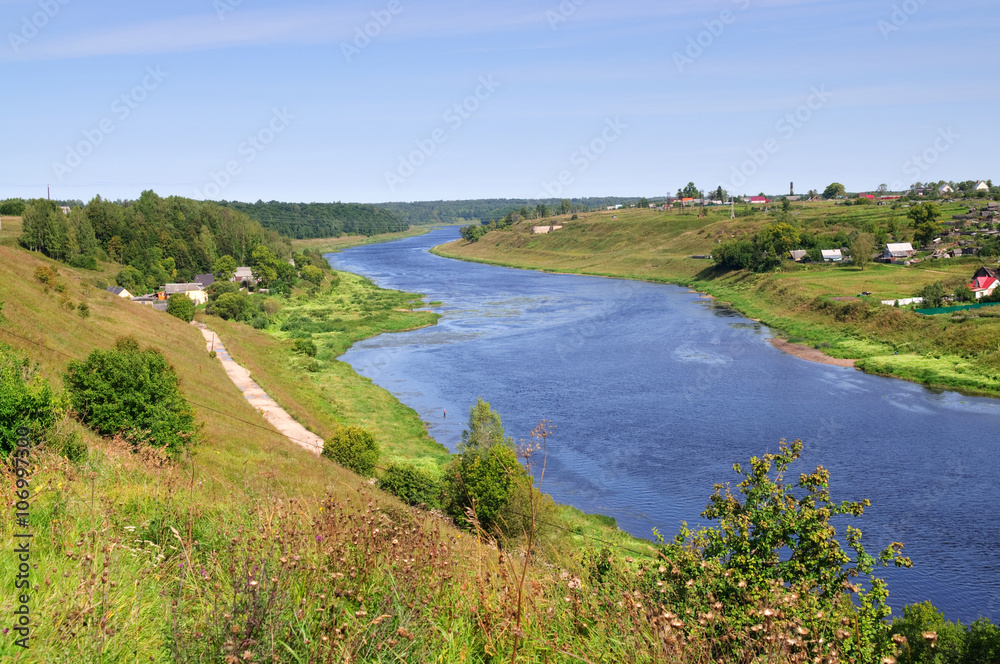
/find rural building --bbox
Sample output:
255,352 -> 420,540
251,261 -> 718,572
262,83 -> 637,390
164,283 -> 208,305
789,249 -> 808,262
883,243 -> 916,262
105,286 -> 132,299
194,273 -> 215,288
940,185 -> 954,194
821,249 -> 843,262
858,193 -> 875,200
233,267 -> 255,285
976,181 -> 990,191
531,225 -> 564,234
746,196 -> 770,205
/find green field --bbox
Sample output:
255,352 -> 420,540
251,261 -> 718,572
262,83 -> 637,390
435,203 -> 1000,397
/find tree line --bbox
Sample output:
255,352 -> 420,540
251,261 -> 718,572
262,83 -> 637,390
216,200 -> 408,239
17,191 -> 291,294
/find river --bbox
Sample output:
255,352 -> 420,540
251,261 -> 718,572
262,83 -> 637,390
328,226 -> 999,623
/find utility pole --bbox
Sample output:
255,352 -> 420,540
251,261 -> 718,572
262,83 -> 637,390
730,198 -> 736,220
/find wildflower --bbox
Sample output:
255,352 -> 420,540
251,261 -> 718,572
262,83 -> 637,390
316,535 -> 323,543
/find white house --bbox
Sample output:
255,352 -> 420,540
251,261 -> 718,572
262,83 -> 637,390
940,184 -> 954,194
976,181 -> 990,191
164,283 -> 208,305
821,249 -> 843,262
883,242 -> 916,262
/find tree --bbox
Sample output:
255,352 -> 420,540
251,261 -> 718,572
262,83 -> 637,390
878,183 -> 888,195
166,293 -> 195,323
918,281 -> 945,308
714,186 -> 728,202
445,398 -> 523,535
250,245 -> 278,287
322,426 -> 379,477
213,254 -> 237,280
909,202 -> 942,246
678,182 -> 701,199
638,197 -> 649,209
851,232 -> 876,270
559,199 -> 572,215
210,292 -> 246,320
300,264 -> 324,286
65,337 -> 197,454
822,182 -> 846,199
757,222 -> 800,258
116,266 -> 145,294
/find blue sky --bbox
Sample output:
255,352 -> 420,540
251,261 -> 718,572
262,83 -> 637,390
1,0 -> 997,204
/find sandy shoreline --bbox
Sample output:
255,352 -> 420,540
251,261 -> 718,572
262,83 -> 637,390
769,338 -> 857,368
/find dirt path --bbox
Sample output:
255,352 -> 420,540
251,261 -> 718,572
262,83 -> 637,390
769,338 -> 857,368
193,322 -> 324,455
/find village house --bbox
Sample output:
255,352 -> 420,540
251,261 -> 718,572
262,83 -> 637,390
105,286 -> 132,299
164,283 -> 208,305
976,181 -> 990,191
882,242 -> 916,262
194,273 -> 215,288
821,249 -> 843,262
233,267 -> 255,285
789,249 -> 808,262
857,193 -> 876,200
969,267 -> 999,299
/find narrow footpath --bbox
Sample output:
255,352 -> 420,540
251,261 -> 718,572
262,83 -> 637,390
192,321 -> 325,455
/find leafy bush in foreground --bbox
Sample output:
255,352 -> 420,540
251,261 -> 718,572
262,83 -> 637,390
322,426 -> 379,477
65,336 -> 197,454
379,462 -> 442,508
0,343 -> 60,455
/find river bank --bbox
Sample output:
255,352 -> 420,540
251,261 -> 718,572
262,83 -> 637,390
431,218 -> 1000,399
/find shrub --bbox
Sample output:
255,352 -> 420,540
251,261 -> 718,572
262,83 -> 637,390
65,336 -> 198,455
379,462 -> 441,508
115,265 -> 144,293
292,338 -> 317,357
210,292 -> 246,320
166,293 -> 195,323
0,344 -> 61,456
76,302 -> 90,319
68,254 -> 99,270
207,280 -> 238,301
321,426 -> 379,477
34,265 -> 57,285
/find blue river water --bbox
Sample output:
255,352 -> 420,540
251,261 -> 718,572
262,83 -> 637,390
328,226 -> 999,623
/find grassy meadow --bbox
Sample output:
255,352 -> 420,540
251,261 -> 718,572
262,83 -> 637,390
435,202 -> 1000,396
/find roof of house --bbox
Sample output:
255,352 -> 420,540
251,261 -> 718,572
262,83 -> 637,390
821,249 -> 843,258
164,283 -> 206,295
971,276 -> 998,291
885,243 -> 915,257
789,249 -> 808,260
234,267 -> 254,278
749,196 -> 769,202
194,273 -> 215,287
106,286 -> 129,296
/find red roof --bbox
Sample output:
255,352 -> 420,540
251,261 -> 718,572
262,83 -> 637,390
749,196 -> 769,203
970,277 -> 998,291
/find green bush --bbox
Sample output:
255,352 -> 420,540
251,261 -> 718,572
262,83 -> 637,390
0,344 -> 61,456
891,601 -> 1000,664
64,336 -> 198,455
443,399 -> 525,535
207,280 -> 238,301
379,462 -> 441,508
321,426 -> 379,477
292,338 -> 317,357
209,292 -> 246,320
166,293 -> 195,323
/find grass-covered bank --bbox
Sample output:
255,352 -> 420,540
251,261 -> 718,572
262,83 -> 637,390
290,226 -> 432,254
433,205 -> 1000,398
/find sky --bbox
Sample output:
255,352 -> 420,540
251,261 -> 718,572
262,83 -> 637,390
1,0 -> 997,204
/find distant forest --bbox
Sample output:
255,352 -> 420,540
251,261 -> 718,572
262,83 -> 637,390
376,197 -> 648,225
14,191 -> 290,292
217,201 -> 408,239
